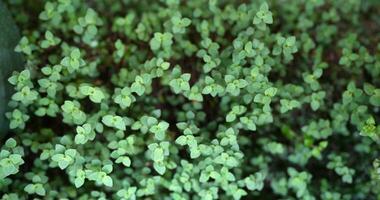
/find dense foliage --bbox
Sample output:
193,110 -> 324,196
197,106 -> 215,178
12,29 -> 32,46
1,0 -> 380,199
0,0 -> 23,135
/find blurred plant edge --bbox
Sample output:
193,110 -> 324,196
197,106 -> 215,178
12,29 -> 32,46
0,1 -> 24,138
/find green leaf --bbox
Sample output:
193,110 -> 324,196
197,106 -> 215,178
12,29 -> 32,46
35,184 -> 46,196
226,113 -> 236,122
74,133 -> 86,144
5,138 -> 17,148
370,92 -> 380,106
102,175 -> 113,187
116,156 -> 131,167
24,184 -> 35,194
102,115 -> 126,131
153,162 -> 166,175
264,87 -> 277,97
175,135 -> 187,146
74,177 -> 85,188
245,173 -> 265,191
190,147 -> 200,159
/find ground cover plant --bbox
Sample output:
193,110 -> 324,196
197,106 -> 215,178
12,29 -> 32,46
1,0 -> 380,199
